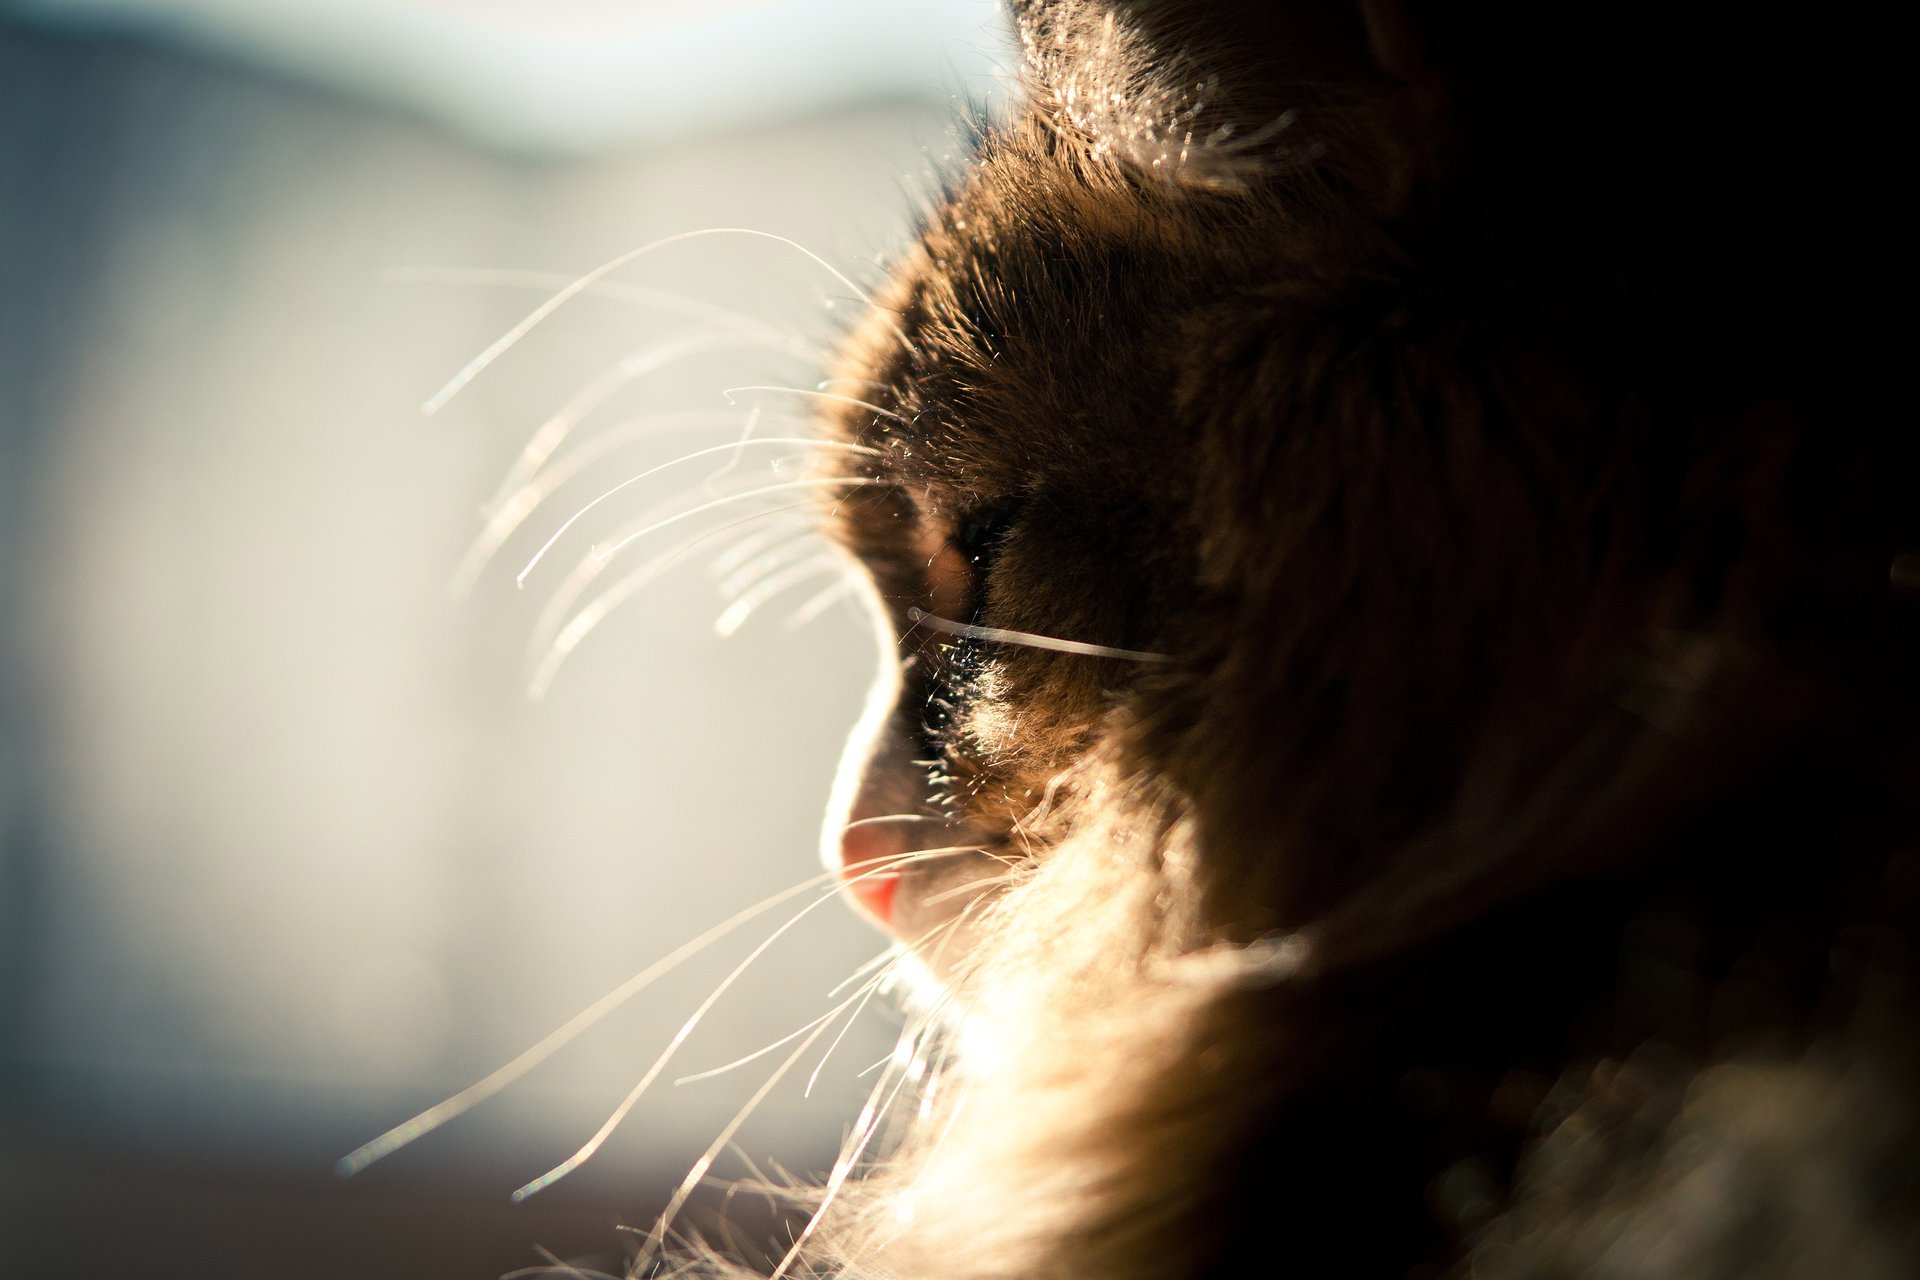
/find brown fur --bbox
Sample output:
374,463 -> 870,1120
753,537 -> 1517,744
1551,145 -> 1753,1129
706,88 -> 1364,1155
710,3 -> 1918,1275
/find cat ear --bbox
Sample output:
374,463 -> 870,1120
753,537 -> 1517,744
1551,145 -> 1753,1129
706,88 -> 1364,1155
1003,0 -> 1392,188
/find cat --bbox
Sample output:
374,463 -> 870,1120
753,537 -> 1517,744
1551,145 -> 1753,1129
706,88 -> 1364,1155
698,1 -> 1919,1276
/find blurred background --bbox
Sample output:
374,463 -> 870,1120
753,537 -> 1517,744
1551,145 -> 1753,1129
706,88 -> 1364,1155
0,2 -> 1007,1275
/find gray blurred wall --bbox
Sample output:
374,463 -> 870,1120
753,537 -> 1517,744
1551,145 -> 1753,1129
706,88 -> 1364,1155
0,12 -> 989,1276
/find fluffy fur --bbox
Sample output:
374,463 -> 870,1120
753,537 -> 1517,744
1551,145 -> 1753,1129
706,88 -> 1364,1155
698,3 -> 1917,1275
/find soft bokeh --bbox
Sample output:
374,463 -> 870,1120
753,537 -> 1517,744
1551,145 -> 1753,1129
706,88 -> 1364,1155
0,4 -> 1005,1274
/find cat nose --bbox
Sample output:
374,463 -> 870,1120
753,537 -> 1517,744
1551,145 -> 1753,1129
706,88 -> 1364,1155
835,817 -> 903,929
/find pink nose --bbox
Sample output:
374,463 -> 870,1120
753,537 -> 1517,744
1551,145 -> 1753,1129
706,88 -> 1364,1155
837,819 -> 903,929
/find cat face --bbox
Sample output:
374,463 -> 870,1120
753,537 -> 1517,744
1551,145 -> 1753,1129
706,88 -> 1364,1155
810,151 -> 1222,960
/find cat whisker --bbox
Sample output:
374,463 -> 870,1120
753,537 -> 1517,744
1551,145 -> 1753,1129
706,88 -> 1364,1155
825,944 -> 914,1007
923,865 -> 1022,910
715,534 -> 829,601
770,996 -> 954,1279
846,841 -> 994,879
588,477 -> 886,569
450,410 -> 789,599
625,1006 -> 841,1263
701,401 -> 767,497
384,266 -> 800,343
672,965 -> 884,1088
625,872 -> 979,1269
841,813 -> 949,831
805,911 -> 976,1101
907,607 -> 1172,663
781,577 -> 862,631
514,453 -> 810,627
505,1245 -> 622,1280
672,914 -> 958,1100
706,514 -> 816,579
803,973 -> 890,1099
852,1009 -> 943,1079
721,385 -> 914,430
527,501 -> 820,699
422,228 -> 894,415
516,443 -> 879,587
334,866 -> 846,1178
485,333 -> 816,513
508,849 -> 979,1202
713,1144 -> 782,1216
714,554 -> 847,639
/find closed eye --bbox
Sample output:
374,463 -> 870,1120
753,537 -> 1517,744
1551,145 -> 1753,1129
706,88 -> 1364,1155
951,506 -> 1015,574
919,504 -> 1015,623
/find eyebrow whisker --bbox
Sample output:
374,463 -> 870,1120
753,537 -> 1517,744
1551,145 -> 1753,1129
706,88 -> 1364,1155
714,554 -> 848,639
516,446 -> 879,587
707,514 -> 817,578
422,228 -> 892,414
527,501 -> 823,699
486,332 -> 817,512
587,477 -> 886,569
781,577 -> 862,631
450,410 -> 798,599
385,265 -> 796,340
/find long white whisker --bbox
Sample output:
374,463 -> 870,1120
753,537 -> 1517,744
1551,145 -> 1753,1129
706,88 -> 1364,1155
671,1003 -> 849,1089
803,966 -> 889,1099
527,502 -> 820,699
924,864 -> 1022,909
782,577 -> 861,631
917,901 -> 995,990
770,1001 -> 950,1280
804,913 -> 964,1100
628,1009 -> 839,1264
516,446 -> 877,587
716,534 -> 827,601
384,266 -> 798,341
530,491 -> 808,655
423,228 -> 889,414
590,478 -> 885,568
507,850 -> 973,1201
487,333 -> 816,512
335,868 -> 840,1177
860,1013 -> 933,1090
450,410 -> 789,599
707,516 -> 814,578
907,607 -> 1171,663
714,554 -> 845,638
672,941 -> 905,1089
722,385 -> 914,429
826,942 -> 911,1001
841,812 -> 947,831
509,884 -> 844,1202
703,402 -> 766,497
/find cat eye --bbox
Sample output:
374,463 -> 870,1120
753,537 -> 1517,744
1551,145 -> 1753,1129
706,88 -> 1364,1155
917,503 -> 1015,625
950,506 -> 1015,572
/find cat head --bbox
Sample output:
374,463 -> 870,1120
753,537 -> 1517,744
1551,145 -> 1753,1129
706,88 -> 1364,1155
777,3 -> 1909,1277
811,0 -> 1907,980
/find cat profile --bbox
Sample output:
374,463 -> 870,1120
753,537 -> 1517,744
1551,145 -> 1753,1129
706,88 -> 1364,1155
708,1 -> 1919,1275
